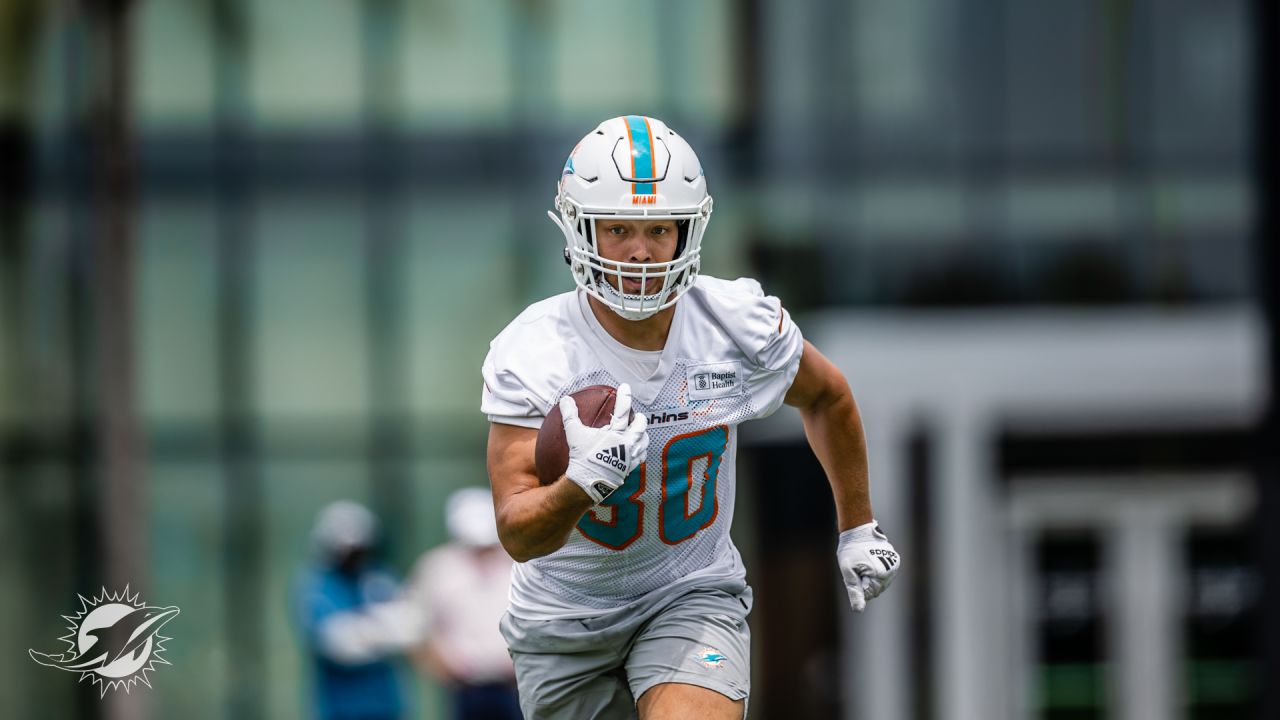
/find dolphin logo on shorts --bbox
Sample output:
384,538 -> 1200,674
692,647 -> 727,668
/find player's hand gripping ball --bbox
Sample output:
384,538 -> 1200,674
535,383 -> 646,504
837,521 -> 901,612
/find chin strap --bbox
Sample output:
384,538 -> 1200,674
595,279 -> 665,321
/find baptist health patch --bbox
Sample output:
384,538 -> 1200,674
686,361 -> 743,401
691,646 -> 728,669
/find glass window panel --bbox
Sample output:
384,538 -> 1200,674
254,192 -> 370,421
247,0 -> 362,129
1138,0 -> 1248,163
755,183 -> 821,240
134,1 -> 216,129
657,0 -> 737,126
1005,1 -> 1110,157
850,0 -> 964,158
759,0 -> 817,147
20,200 -> 76,429
405,194 -> 517,416
28,11 -> 76,132
138,199 -> 220,424
549,1 -> 661,120
401,0 -> 514,129
147,460 -> 229,720
698,188 -> 751,280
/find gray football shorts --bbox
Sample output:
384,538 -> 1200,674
499,585 -> 753,720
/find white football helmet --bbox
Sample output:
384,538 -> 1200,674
548,115 -> 713,321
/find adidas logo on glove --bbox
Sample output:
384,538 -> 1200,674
869,548 -> 899,571
594,445 -> 628,470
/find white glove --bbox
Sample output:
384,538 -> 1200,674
837,521 -> 901,613
560,383 -> 649,504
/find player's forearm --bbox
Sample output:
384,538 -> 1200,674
798,384 -> 874,532
495,477 -> 594,562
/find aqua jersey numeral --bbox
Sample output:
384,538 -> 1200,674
576,464 -> 645,550
576,425 -> 729,548
659,425 -> 728,544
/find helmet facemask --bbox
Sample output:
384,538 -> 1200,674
550,199 -> 711,321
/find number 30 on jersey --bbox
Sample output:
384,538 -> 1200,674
577,425 -> 729,549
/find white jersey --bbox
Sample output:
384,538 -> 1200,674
481,275 -> 804,620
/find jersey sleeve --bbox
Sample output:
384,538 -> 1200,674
480,301 -> 573,429
693,276 -> 805,421
744,292 -> 804,420
481,349 -> 545,429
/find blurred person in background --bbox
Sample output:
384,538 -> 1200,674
405,487 -> 520,720
296,500 -> 419,720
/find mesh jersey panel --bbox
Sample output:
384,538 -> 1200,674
524,361 -> 761,609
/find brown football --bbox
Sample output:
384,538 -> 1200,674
535,385 -> 635,486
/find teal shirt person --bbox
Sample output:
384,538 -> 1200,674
295,501 -> 411,720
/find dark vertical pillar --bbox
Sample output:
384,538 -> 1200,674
0,0 -> 37,365
87,0 -> 145,605
0,2 -> 39,632
63,5 -> 103,720
84,1 -> 146,717
360,0 -> 411,562
212,2 -> 264,718
748,442 -> 841,720
1254,1 -> 1278,718
907,428 -> 934,720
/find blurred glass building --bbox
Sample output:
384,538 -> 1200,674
0,1 -> 1263,719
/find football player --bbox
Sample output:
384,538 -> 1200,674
482,115 -> 900,719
